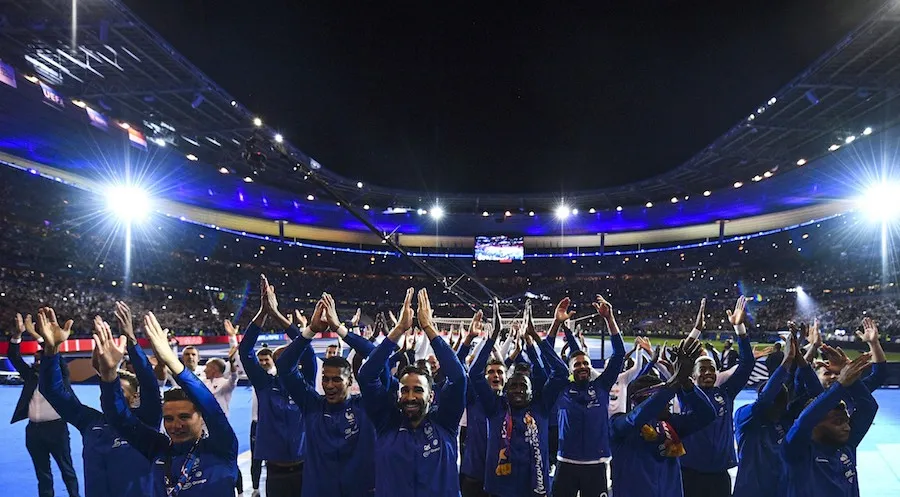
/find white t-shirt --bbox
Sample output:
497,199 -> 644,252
607,347 -> 645,416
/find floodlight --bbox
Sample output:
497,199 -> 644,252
859,182 -> 900,221
274,134 -> 284,143
431,206 -> 445,220
703,190 -> 711,197
616,206 -> 623,212
106,186 -> 150,221
555,205 -> 571,220
253,117 -> 262,127
645,202 -> 653,208
863,127 -> 873,136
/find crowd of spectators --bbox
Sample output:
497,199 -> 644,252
0,167 -> 897,344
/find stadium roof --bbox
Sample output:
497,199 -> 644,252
1,1 -> 900,209
0,0 -> 898,241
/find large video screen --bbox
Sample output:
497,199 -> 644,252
475,235 -> 524,262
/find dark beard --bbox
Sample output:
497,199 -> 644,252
398,399 -> 427,420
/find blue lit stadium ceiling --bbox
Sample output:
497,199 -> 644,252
0,0 -> 899,238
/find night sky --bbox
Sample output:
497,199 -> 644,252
122,0 -> 883,194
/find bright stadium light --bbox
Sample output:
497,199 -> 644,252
863,127 -> 873,136
274,134 -> 284,143
555,205 -> 571,220
106,186 -> 150,222
431,206 -> 445,220
253,117 -> 263,127
859,182 -> 900,221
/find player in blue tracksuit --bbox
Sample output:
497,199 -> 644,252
609,338 -> 715,497
96,311 -> 238,497
239,275 -> 314,497
553,296 -> 625,497
34,308 -> 161,497
679,296 -> 755,496
275,291 -> 380,497
471,299 -> 570,497
357,288 -> 466,497
783,352 -> 877,497
732,333 -> 823,497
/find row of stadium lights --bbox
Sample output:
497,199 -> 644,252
23,75 -> 876,214
214,101 -> 873,217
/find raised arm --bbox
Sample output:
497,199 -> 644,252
593,296 -> 625,391
666,339 -> 714,437
239,321 -> 274,389
610,387 -> 677,438
114,302 -> 162,427
858,318 -> 887,392
846,380 -> 878,448
747,334 -> 798,420
721,296 -> 754,398
145,311 -> 236,458
40,353 -> 97,432
358,289 -> 414,414
468,309 -> 502,412
418,289 -> 466,429
94,314 -> 168,460
533,322 -> 570,410
785,353 -> 871,456
275,334 -> 320,410
524,335 -> 548,388
10,313 -> 37,376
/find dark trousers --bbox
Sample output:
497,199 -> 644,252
460,475 -> 489,497
266,462 -> 303,497
26,419 -> 80,497
681,467 -> 731,497
549,424 -> 559,467
551,461 -> 608,497
250,420 -> 263,489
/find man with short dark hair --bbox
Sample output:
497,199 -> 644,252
276,290 -> 383,497
238,275 -> 312,497
680,297 -> 755,497
10,312 -> 80,497
96,311 -> 238,496
553,296 -> 625,497
357,288 -> 467,497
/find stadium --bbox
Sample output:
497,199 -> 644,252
0,0 -> 899,496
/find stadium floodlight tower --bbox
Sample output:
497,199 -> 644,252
105,184 -> 152,289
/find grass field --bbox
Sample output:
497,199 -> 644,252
620,336 -> 900,362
